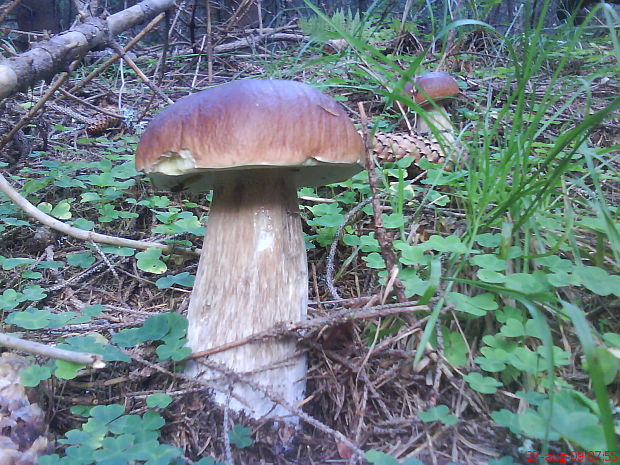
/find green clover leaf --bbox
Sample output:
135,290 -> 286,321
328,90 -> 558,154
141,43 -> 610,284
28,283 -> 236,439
464,372 -> 503,394
227,424 -> 253,449
136,248 -> 167,274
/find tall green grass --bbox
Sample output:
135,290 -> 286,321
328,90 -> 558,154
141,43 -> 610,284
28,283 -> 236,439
301,0 -> 619,458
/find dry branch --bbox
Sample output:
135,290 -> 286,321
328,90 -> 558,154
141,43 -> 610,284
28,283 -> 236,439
358,103 -> 407,302
213,32 -> 306,53
0,62 -> 76,151
109,41 -> 173,104
0,332 -> 105,368
186,300 -> 428,360
326,195 -> 374,300
0,0 -> 176,100
66,12 -> 166,95
0,171 -> 199,256
0,0 -> 24,25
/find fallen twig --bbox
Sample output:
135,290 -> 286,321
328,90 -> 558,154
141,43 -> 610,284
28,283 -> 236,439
186,300 -> 428,360
0,171 -> 199,256
0,332 -> 105,368
0,0 -> 24,25
357,102 -> 407,302
0,63 -> 76,151
67,12 -> 165,95
213,32 -> 306,53
223,389 -> 234,465
110,41 -> 173,105
326,195 -> 375,300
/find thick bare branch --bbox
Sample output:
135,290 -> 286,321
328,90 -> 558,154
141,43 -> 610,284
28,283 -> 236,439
0,0 -> 176,100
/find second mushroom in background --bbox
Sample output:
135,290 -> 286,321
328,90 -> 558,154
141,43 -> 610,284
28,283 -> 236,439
404,71 -> 460,147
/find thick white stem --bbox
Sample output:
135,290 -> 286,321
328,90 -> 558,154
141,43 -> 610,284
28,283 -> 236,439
415,108 -> 456,146
186,170 -> 307,421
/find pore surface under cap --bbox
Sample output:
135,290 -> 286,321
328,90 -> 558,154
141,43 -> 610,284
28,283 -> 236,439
136,79 -> 364,191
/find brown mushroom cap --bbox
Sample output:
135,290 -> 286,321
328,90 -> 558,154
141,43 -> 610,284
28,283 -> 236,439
404,71 -> 459,106
136,79 -> 365,192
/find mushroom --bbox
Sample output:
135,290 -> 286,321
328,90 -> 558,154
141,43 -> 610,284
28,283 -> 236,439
135,79 -> 364,420
404,71 -> 460,146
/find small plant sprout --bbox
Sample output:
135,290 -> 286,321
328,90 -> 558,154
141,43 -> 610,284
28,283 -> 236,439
135,79 -> 364,421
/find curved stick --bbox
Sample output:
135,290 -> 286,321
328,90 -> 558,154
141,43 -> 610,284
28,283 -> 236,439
0,171 -> 198,256
0,332 -> 105,368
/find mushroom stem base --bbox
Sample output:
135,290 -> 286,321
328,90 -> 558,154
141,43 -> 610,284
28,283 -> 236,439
186,169 -> 307,421
415,108 -> 456,146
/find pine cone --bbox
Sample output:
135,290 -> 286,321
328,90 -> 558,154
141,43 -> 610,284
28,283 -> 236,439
370,131 -> 448,178
372,131 -> 444,165
86,112 -> 122,136
86,105 -> 122,136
